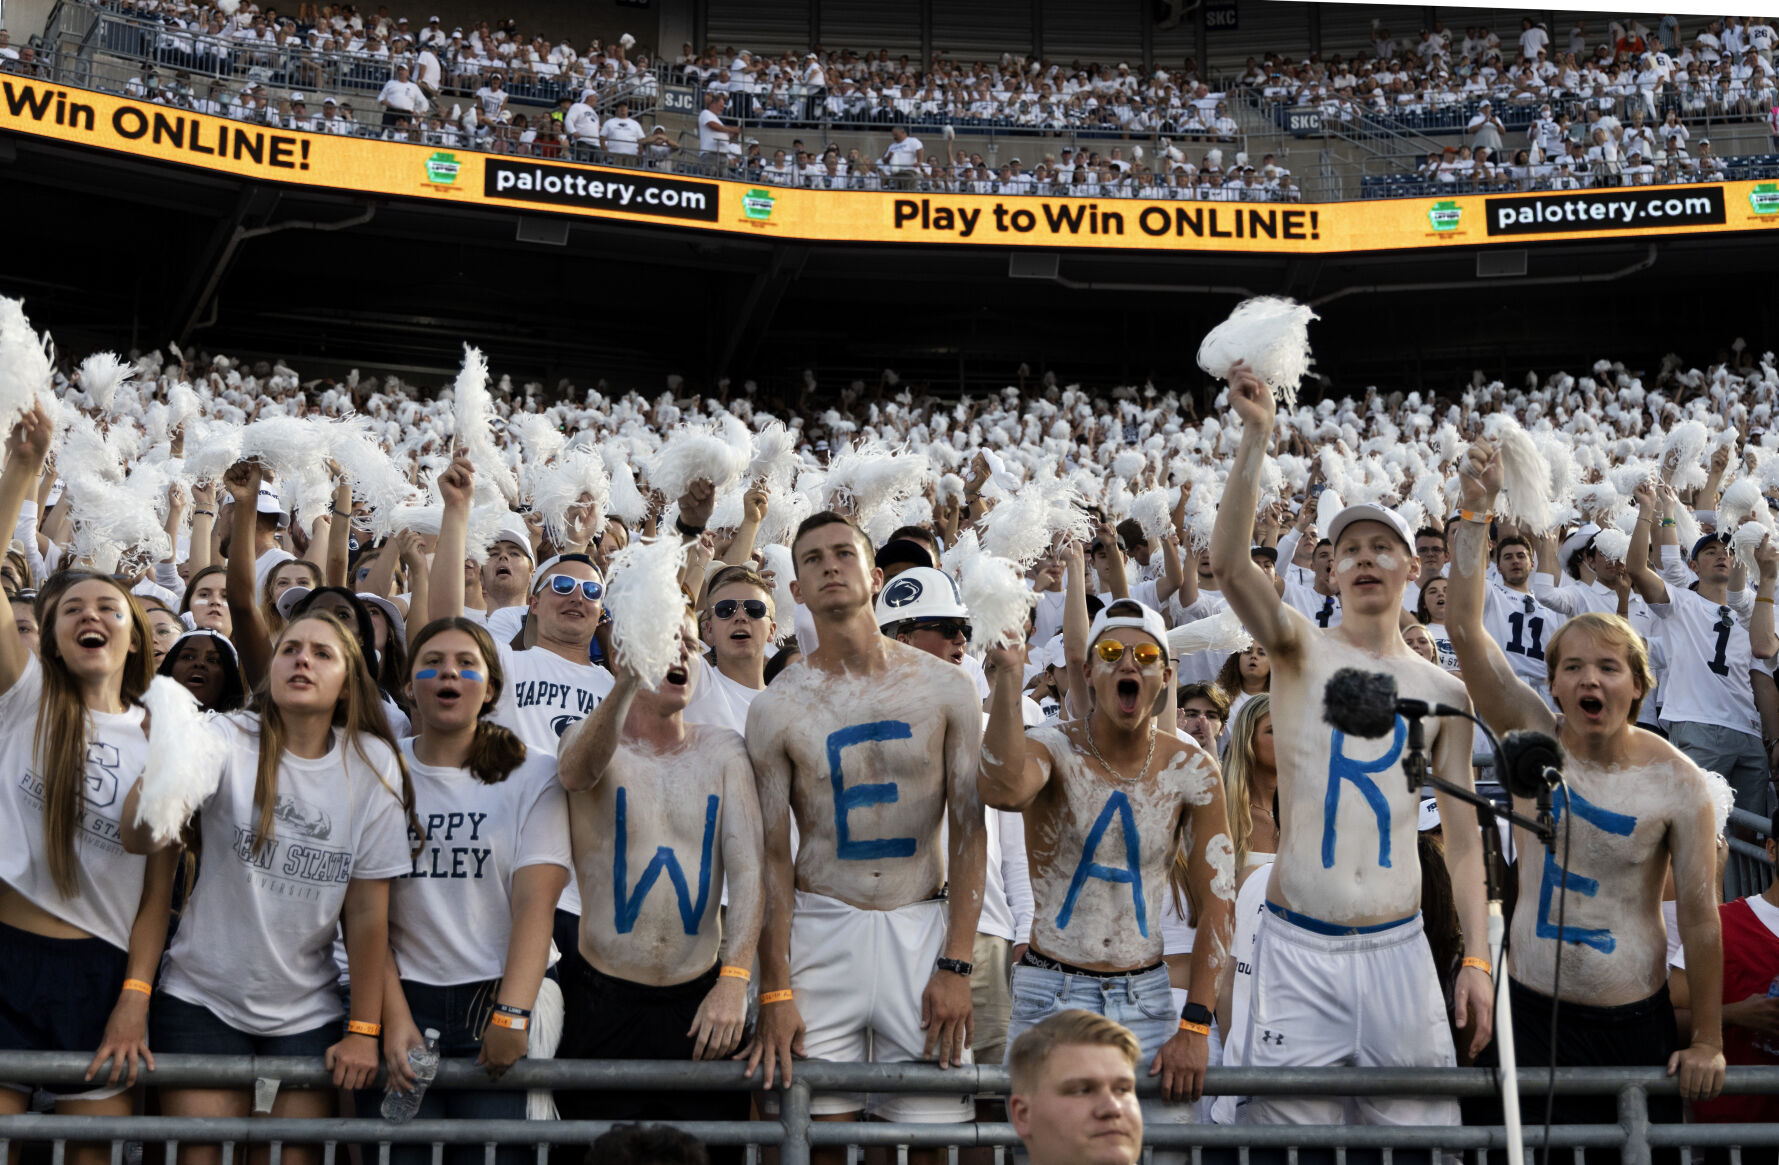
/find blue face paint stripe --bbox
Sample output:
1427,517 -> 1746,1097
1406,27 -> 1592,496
1322,719 -> 1406,870
415,668 -> 439,680
1535,784 -> 1635,953
826,721 -> 919,861
612,787 -> 720,936
460,669 -> 484,682
1054,790 -> 1149,937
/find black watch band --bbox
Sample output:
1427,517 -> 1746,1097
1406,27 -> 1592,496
674,516 -> 705,538
1180,1001 -> 1213,1026
935,957 -> 974,977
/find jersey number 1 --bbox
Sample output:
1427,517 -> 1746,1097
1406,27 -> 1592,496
1708,612 -> 1734,677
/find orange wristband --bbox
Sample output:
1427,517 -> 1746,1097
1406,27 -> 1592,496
121,979 -> 153,997
1461,957 -> 1493,977
720,965 -> 751,982
489,1012 -> 530,1031
1178,1021 -> 1211,1036
345,1020 -> 382,1037
760,990 -> 794,1005
1459,509 -> 1492,525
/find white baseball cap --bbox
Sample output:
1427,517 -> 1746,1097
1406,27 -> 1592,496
1418,798 -> 1441,833
1085,601 -> 1170,664
1326,503 -> 1413,552
875,566 -> 967,628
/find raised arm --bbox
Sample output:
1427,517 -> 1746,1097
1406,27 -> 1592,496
426,453 -> 474,619
980,643 -> 1052,810
325,475 -> 353,588
1625,480 -> 1671,605
1156,528 -> 1184,604
720,486 -> 767,566
1209,362 -> 1304,658
1751,538 -> 1779,660
1446,439 -> 1557,737
1060,539 -> 1091,720
222,462 -> 273,686
555,671 -> 638,792
0,405 -> 51,696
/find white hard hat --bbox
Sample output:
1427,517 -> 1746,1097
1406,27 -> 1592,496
875,566 -> 967,628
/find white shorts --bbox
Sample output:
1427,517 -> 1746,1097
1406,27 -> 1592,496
1236,905 -> 1458,1128
790,889 -> 973,1122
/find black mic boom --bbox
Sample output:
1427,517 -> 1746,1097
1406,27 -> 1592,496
1499,730 -> 1564,799
1323,667 -> 1401,738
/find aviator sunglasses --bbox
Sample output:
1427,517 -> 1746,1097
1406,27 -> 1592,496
713,598 -> 769,620
1094,639 -> 1164,669
543,575 -> 605,601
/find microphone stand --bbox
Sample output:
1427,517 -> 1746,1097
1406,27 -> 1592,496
1402,709 -> 1554,1165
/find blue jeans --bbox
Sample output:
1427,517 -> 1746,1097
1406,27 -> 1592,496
1004,961 -> 1194,1126
360,979 -> 527,1165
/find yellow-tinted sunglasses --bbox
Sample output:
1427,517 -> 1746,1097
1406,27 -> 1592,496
1094,639 -> 1164,669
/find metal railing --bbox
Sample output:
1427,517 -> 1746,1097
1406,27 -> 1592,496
5,1055 -> 1779,1165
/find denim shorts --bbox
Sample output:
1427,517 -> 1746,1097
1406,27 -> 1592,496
0,920 -> 129,1098
151,993 -> 338,1062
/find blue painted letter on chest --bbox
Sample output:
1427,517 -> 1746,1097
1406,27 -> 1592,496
1323,720 -> 1406,870
827,721 -> 919,861
1056,790 -> 1148,937
1536,784 -> 1637,953
612,787 -> 719,935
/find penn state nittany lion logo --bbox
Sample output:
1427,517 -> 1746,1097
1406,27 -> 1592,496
882,577 -> 926,609
552,714 -> 581,738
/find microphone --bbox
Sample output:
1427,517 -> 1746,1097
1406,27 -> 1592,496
1323,668 -> 1469,736
1499,729 -> 1564,801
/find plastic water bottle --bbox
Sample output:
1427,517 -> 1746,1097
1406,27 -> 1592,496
1754,977 -> 1779,1058
380,1029 -> 441,1123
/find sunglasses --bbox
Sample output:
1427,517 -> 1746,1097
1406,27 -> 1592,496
543,575 -> 605,600
1095,639 -> 1164,669
713,598 -> 768,621
911,618 -> 972,640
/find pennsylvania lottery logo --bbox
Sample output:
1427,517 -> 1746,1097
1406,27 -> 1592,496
1751,183 -> 1779,217
1427,200 -> 1462,232
425,151 -> 460,186
742,187 -> 776,221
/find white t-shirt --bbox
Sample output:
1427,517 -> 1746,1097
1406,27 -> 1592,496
1649,586 -> 1761,737
0,656 -> 148,949
683,657 -> 762,737
493,643 -> 615,759
1482,583 -> 1569,702
484,605 -> 526,645
160,714 -> 411,1035
697,108 -> 730,152
601,116 -> 645,154
391,742 -> 572,985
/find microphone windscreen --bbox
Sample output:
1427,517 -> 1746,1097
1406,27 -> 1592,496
1500,730 -> 1564,799
1323,667 -> 1400,738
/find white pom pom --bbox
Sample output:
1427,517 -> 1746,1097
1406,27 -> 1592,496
747,420 -> 801,490
1483,416 -> 1559,536
136,678 -> 227,845
758,543 -> 799,645
647,416 -> 750,501
1591,528 -> 1632,564
604,536 -> 689,689
978,490 -> 1054,568
1166,606 -> 1252,659
0,296 -> 53,434
618,32 -> 635,48
451,345 -> 520,506
1112,450 -> 1146,481
936,473 -> 966,507
1732,522 -> 1768,578
958,551 -> 1037,651
76,352 -> 132,413
328,416 -> 421,527
602,448 -> 651,526
217,0 -> 239,15
822,440 -> 927,526
530,447 -> 611,546
1717,477 -> 1771,531
1662,421 -> 1710,492
1673,506 -> 1701,555
1315,489 -> 1344,538
1197,296 -> 1319,411
1131,489 -> 1173,544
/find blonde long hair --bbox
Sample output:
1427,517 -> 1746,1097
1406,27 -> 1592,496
33,572 -> 155,897
249,610 -> 414,856
1221,694 -> 1273,870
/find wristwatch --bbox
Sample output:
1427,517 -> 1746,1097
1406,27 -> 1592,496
935,957 -> 974,977
1180,1001 -> 1213,1027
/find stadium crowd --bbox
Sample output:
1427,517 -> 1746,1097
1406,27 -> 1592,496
1,296 -> 1778,1164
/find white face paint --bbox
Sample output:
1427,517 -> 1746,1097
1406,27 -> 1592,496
1335,556 -> 1358,575
1375,551 -> 1401,571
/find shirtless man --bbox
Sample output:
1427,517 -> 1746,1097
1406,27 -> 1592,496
1209,362 -> 1493,1128
982,599 -> 1235,1116
745,511 -> 987,1138
554,605 -> 764,1142
1447,439 -> 1725,1129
